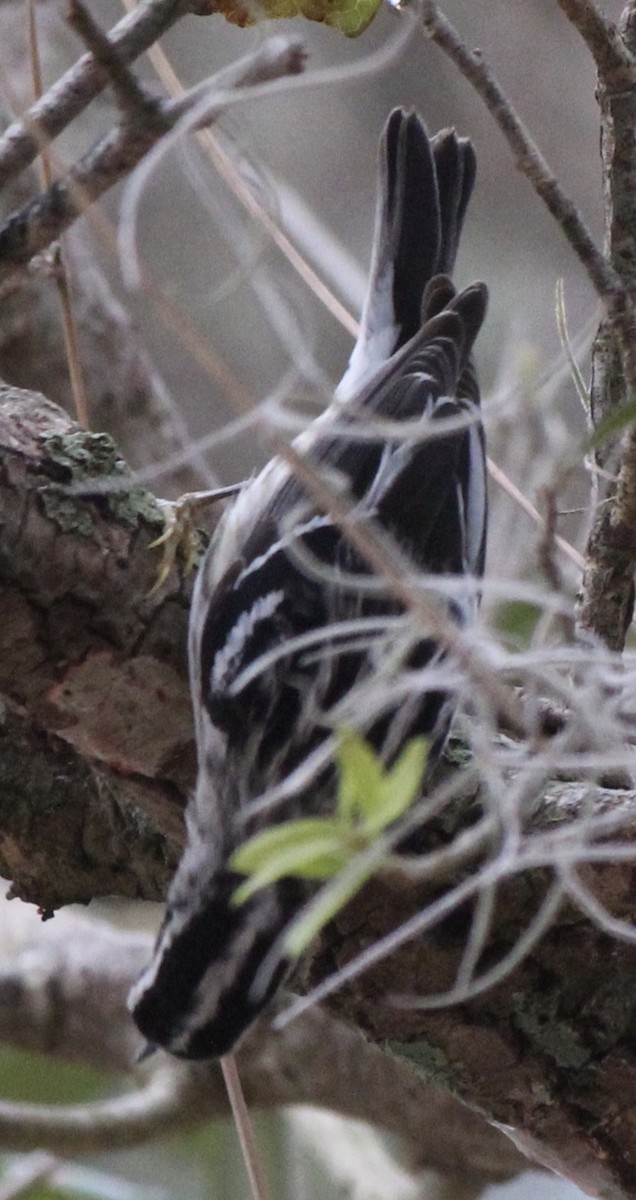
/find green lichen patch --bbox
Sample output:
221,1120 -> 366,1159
443,735 -> 473,770
39,431 -> 160,535
40,488 -> 95,535
513,991 -> 591,1070
385,1038 -> 460,1092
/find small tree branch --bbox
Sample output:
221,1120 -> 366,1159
555,0 -> 636,86
66,0 -> 165,118
0,0 -> 192,190
419,1 -> 636,392
577,2 -> 636,647
0,77 -> 216,492
420,1 -> 636,655
0,33 -> 306,288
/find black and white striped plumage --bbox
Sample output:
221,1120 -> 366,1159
129,109 -> 488,1060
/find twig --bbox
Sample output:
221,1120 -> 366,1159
0,34 -> 306,289
0,0 -> 191,190
487,457 -> 585,573
118,0 -> 359,337
221,1056 -> 270,1200
67,0 -> 163,119
0,1154 -> 58,1200
420,0 -> 636,654
555,0 -> 636,86
26,0 -> 90,430
419,1 -> 636,392
0,1064 -> 196,1154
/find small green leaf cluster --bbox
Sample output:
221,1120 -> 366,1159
230,731 -> 428,957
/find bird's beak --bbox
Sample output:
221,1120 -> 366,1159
134,1040 -> 158,1064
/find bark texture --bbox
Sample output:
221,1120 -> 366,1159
0,386 -> 192,907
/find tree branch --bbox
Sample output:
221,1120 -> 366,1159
555,0 -> 636,86
420,1 -> 636,656
419,1 -> 636,387
0,385 -> 194,905
0,701 -> 182,912
576,1 -> 636,647
0,0 -> 191,190
304,782 -> 636,1200
0,900 -> 526,1184
0,31 -> 305,288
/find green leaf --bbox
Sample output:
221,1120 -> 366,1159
369,737 -> 429,833
232,836 -> 349,904
496,600 -> 541,648
230,819 -> 351,905
283,856 -> 379,958
230,818 -> 343,876
336,729 -> 384,821
214,0 -> 382,37
230,732 -> 429,915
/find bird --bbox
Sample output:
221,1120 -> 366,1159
128,107 -> 488,1060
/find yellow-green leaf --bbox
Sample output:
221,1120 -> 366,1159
212,0 -> 382,37
283,856 -> 378,958
368,736 -> 429,833
230,819 -> 351,905
232,835 -> 350,904
230,818 -> 343,876
337,729 -> 384,821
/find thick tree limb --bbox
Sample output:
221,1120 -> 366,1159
0,702 -> 182,913
0,385 -> 194,905
300,778 -> 636,1200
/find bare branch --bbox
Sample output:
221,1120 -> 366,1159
419,1 -> 636,392
0,0 -> 191,190
420,0 -> 636,656
26,0 -> 91,430
66,0 -> 164,118
577,2 -> 636,647
0,34 -> 306,288
555,0 -> 636,86
0,1154 -> 58,1200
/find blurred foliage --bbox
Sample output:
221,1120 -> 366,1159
0,1046 -> 107,1106
213,0 -> 383,36
495,601 -> 542,649
231,731 -> 429,955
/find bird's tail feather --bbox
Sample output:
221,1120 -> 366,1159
339,108 -> 477,398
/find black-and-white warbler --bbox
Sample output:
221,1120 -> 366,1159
129,108 -> 488,1059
